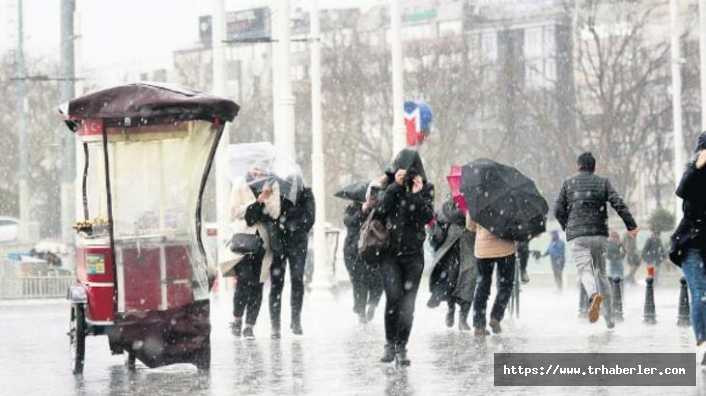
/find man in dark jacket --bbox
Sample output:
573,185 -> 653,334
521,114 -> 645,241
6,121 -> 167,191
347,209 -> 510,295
670,132 -> 706,361
642,230 -> 666,284
555,152 -> 639,328
270,186 -> 315,337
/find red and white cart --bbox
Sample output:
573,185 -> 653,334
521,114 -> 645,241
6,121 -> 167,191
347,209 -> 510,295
61,83 -> 238,374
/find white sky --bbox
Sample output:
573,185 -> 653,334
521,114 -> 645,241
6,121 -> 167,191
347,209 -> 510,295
0,0 -> 380,75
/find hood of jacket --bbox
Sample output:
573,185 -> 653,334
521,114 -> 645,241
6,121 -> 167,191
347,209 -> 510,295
697,131 -> 706,152
385,148 -> 427,182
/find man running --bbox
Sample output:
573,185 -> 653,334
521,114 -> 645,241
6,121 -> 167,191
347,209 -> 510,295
555,152 -> 639,328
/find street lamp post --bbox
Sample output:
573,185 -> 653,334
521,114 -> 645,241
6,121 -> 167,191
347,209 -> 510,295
670,0 -> 685,219
391,0 -> 406,152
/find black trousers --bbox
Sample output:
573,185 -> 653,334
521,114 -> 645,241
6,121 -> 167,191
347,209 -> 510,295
270,238 -> 308,327
233,254 -> 264,326
345,254 -> 383,315
381,254 -> 424,348
473,255 -> 516,328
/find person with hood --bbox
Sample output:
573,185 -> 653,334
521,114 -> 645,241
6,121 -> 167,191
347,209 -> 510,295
343,196 -> 383,324
670,132 -> 706,363
606,231 -> 626,281
642,229 -> 666,285
542,230 -> 566,291
222,170 -> 283,339
270,183 -> 316,338
555,152 -> 639,329
373,149 -> 434,366
427,198 -> 477,331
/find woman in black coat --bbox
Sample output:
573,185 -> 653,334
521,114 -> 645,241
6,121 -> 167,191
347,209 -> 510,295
343,201 -> 383,323
373,149 -> 434,366
670,132 -> 706,363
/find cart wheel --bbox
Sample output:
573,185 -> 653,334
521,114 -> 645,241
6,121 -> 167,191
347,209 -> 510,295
126,352 -> 136,371
69,304 -> 86,374
194,346 -> 210,371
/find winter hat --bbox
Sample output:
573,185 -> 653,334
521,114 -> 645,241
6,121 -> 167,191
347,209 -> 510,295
697,131 -> 706,152
577,152 -> 596,173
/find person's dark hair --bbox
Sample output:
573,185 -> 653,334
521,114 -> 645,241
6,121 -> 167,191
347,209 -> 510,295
577,152 -> 596,173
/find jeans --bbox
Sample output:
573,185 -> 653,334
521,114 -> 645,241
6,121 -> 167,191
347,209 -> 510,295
381,254 -> 424,348
345,254 -> 383,315
681,249 -> 706,343
233,253 -> 264,326
473,255 -> 515,328
270,238 -> 308,328
570,236 -> 613,323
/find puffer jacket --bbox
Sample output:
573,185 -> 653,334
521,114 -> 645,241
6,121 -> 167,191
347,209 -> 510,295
554,171 -> 637,241
670,154 -> 706,265
376,149 -> 435,257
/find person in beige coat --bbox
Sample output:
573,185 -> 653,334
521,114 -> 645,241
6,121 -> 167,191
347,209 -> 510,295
221,173 -> 281,338
466,214 -> 516,336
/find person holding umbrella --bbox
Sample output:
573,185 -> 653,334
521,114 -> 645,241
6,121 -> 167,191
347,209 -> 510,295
373,149 -> 434,366
460,159 -> 549,336
555,152 -> 639,328
336,182 -> 383,323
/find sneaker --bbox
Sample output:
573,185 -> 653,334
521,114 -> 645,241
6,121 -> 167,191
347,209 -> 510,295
231,317 -> 243,337
380,344 -> 396,363
291,321 -> 303,336
474,327 -> 490,337
521,270 -> 530,284
606,320 -> 615,330
446,308 -> 455,328
366,305 -> 376,322
489,319 -> 502,334
427,295 -> 442,308
588,293 -> 603,323
243,326 -> 255,339
396,346 -> 411,367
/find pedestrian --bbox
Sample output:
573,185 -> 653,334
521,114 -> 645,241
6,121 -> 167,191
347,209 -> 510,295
223,170 -> 283,339
623,231 -> 641,284
606,231 -> 626,281
517,240 -> 531,284
270,184 -> 316,337
555,152 -> 639,329
542,230 -> 565,292
343,198 -> 383,324
467,213 -> 516,336
669,131 -> 706,364
642,229 -> 666,286
373,148 -> 434,366
427,198 -> 477,331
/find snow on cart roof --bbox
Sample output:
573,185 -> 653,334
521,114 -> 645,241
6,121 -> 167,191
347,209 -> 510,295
59,82 -> 239,131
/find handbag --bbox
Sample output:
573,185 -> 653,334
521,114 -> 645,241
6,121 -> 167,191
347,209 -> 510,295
358,209 -> 390,263
228,233 -> 264,255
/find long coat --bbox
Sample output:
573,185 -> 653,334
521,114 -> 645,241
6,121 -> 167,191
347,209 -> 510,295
429,200 -> 477,304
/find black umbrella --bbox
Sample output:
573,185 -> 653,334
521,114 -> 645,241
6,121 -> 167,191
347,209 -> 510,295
460,159 -> 548,241
334,182 -> 369,202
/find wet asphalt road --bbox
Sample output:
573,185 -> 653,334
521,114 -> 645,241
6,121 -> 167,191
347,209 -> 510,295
1,280 -> 704,395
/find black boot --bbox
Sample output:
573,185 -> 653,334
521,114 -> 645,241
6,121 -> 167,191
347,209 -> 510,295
231,317 -> 243,337
366,304 -> 376,322
396,345 -> 411,367
380,343 -> 396,363
446,303 -> 456,328
459,303 -> 471,331
271,321 -> 281,339
291,320 -> 303,336
243,325 -> 255,339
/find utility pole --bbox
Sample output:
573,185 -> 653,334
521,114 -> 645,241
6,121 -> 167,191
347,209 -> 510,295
390,0 -> 406,152
60,0 -> 76,247
15,0 -> 29,242
670,0 -> 685,219
310,0 -> 328,288
212,0 -> 229,270
700,0 -> 706,132
274,0 -> 296,159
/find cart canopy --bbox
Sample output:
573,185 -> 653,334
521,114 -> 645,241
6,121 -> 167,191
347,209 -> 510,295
60,82 -> 239,131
